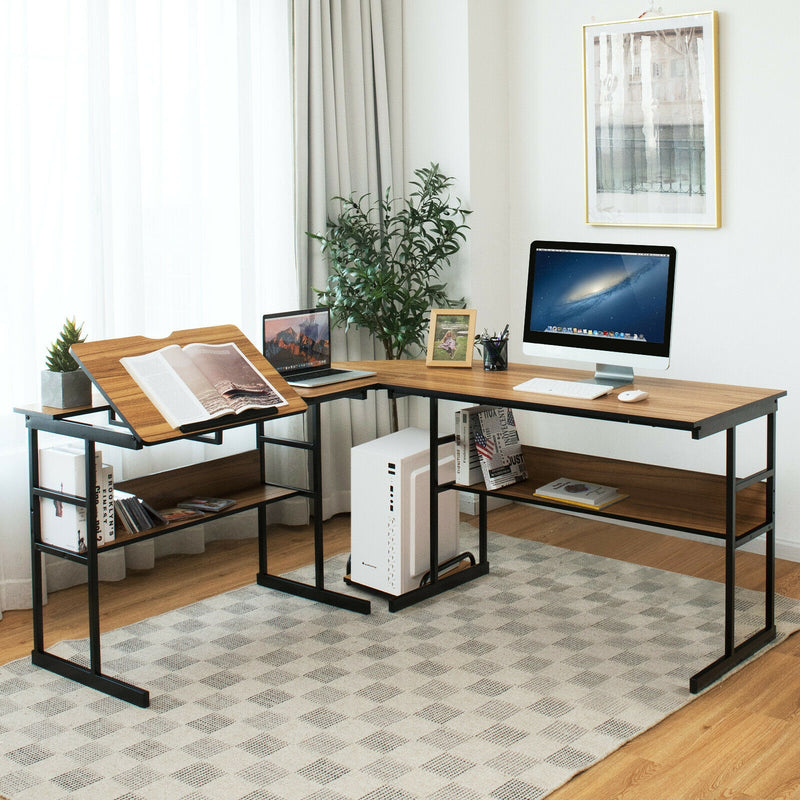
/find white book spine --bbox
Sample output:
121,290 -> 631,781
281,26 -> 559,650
454,406 -> 491,485
454,409 -> 469,484
61,444 -> 104,546
100,464 -> 115,543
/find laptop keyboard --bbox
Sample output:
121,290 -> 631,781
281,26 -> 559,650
298,367 -> 347,379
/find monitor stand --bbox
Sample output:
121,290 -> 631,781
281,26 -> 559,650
586,364 -> 634,389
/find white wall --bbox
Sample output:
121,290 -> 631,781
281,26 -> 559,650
405,0 -> 800,558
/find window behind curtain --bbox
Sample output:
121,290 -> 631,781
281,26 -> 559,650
0,0 -> 296,614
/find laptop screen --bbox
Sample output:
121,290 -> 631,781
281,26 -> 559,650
262,308 -> 332,377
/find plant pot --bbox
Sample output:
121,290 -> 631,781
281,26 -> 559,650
41,369 -> 93,409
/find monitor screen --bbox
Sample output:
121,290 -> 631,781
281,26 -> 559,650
522,240 -> 676,385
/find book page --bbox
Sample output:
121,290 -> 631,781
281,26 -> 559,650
121,345 -> 228,429
182,342 -> 287,413
160,346 -> 233,417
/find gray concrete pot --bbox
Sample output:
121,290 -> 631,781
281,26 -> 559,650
41,369 -> 92,409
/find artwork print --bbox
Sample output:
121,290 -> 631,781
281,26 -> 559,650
584,12 -> 719,227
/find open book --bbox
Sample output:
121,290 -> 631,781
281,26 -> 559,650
121,342 -> 287,429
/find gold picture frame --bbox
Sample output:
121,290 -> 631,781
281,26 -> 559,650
583,11 -> 720,227
425,309 -> 477,368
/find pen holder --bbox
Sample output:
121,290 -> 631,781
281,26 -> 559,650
480,337 -> 508,371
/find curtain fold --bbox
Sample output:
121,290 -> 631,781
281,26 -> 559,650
294,0 -> 406,519
0,0 -> 297,616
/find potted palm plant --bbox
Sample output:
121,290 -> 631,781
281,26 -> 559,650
41,317 -> 92,408
309,163 -> 471,428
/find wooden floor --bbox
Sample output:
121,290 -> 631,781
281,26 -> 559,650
2,504 -> 800,799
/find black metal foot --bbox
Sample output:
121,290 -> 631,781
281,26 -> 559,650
689,624 -> 777,693
388,561 -> 490,612
257,573 -> 371,614
31,649 -> 150,707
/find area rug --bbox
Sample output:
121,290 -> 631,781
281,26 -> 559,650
2,527 -> 799,800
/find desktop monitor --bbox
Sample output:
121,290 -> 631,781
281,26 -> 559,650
522,240 -> 676,386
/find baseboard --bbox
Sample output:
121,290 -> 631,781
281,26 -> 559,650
740,536 -> 800,563
459,492 -> 510,515
523,502 -> 800,564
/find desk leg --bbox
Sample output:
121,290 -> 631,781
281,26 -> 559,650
256,405 -> 370,615
690,418 -> 777,693
479,493 -> 488,564
387,396 -> 489,612
311,404 -> 325,591
429,400 -> 440,586
29,428 -> 44,655
27,430 -> 149,707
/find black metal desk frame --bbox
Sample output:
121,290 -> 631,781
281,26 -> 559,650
19,402 -> 369,708
312,378 -> 780,695
19,370 -> 782,702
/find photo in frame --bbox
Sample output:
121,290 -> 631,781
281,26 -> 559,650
426,309 -> 477,367
583,11 -> 720,227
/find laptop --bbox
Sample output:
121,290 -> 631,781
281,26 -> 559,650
262,308 -> 377,388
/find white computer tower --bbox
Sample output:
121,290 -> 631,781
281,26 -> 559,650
350,427 -> 459,596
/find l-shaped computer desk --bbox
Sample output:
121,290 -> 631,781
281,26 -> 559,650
296,358 -> 784,694
19,341 -> 785,701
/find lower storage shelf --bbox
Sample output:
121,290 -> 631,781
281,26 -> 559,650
459,445 -> 767,541
107,450 -> 296,548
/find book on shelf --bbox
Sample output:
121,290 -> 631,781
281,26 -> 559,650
38,445 -> 114,551
474,406 -> 528,490
533,477 -> 628,510
113,489 -> 165,534
158,506 -> 207,524
176,496 -> 235,513
120,341 -> 288,430
99,463 -> 115,543
454,405 -> 494,485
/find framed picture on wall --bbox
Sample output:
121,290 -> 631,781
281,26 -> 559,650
426,309 -> 477,367
583,11 -> 720,228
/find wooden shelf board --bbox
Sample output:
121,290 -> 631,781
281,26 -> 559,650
107,450 -> 296,547
459,445 -> 766,539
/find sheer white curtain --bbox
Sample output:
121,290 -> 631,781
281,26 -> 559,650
0,0 -> 297,616
294,0 -> 406,518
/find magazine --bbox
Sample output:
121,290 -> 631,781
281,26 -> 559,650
159,507 -> 207,524
474,407 -> 528,489
454,405 -> 494,485
121,341 -> 287,429
533,477 -> 627,510
176,497 -> 235,513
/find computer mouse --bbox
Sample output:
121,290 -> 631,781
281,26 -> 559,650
618,389 -> 649,403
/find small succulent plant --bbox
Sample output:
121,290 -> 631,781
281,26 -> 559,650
45,317 -> 87,373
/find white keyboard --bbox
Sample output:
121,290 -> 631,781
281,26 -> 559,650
513,377 -> 614,399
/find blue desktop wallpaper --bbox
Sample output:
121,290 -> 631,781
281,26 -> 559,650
529,250 -> 671,343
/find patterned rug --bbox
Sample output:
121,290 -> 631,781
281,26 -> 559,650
2,526 -> 799,800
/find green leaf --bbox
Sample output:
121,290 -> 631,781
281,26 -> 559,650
45,317 -> 87,372
308,163 -> 470,361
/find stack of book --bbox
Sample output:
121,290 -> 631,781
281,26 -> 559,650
176,496 -> 235,513
533,477 -> 627,510
38,444 -> 115,552
113,490 -> 166,534
114,494 -> 235,532
458,406 -> 528,490
454,405 -> 494,485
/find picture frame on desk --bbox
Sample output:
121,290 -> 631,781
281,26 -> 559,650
583,11 -> 720,228
426,309 -> 477,368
